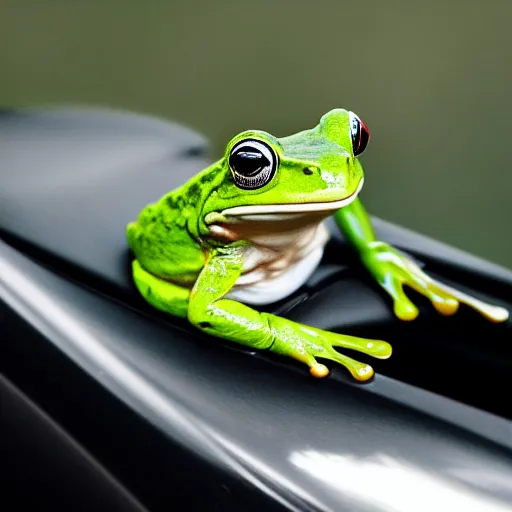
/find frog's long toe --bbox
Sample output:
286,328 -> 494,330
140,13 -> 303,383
327,352 -> 375,382
431,280 -> 509,323
324,334 -> 389,381
381,279 -> 420,321
331,335 -> 393,360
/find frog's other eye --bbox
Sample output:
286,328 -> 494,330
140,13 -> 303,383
229,139 -> 278,190
349,111 -> 370,156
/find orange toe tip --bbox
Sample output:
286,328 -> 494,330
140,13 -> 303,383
353,365 -> 374,382
434,301 -> 460,316
310,363 -> 329,378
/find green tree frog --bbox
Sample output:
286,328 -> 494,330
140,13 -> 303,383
126,109 -> 508,381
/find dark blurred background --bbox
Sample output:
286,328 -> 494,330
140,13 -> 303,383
1,0 -> 511,267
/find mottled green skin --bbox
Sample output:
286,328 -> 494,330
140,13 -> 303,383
127,108 -> 509,381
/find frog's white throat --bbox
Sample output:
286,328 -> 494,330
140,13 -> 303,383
210,179 -> 364,306
224,220 -> 330,305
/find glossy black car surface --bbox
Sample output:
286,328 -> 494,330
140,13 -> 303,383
1,107 -> 511,511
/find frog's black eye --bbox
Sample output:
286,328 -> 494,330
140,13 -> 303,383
349,111 -> 370,156
228,139 -> 278,190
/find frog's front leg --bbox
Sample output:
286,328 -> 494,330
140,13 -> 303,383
335,198 -> 509,323
188,246 -> 392,381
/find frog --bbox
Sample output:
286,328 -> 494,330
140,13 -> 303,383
126,108 -> 509,382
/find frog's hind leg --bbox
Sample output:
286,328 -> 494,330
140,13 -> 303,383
132,260 -> 190,318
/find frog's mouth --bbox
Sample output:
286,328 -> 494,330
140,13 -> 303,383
212,178 -> 364,222
204,179 -> 364,242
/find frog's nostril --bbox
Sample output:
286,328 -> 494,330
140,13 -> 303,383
303,167 -> 314,176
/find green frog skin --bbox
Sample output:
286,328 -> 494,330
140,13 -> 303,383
127,109 -> 509,381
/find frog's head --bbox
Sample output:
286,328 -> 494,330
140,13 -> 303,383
203,108 -> 370,235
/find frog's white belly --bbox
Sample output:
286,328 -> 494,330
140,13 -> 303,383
225,222 -> 330,305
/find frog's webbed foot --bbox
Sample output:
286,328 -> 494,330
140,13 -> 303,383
268,316 -> 392,381
362,242 -> 509,323
389,260 -> 509,323
405,272 -> 508,323
188,247 -> 391,382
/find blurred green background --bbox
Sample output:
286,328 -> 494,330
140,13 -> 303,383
1,0 -> 511,267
